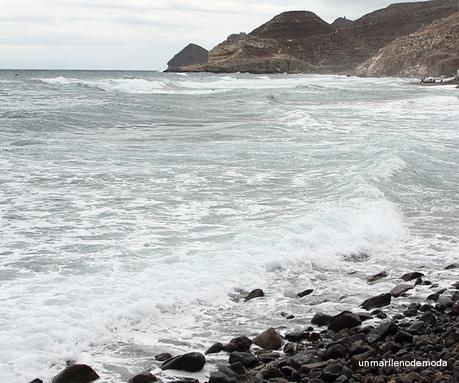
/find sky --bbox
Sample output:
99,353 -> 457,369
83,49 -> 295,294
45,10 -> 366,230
0,0 -> 424,70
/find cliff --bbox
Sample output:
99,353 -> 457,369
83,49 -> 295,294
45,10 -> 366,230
343,0 -> 459,52
178,11 -> 370,74
356,12 -> 459,77
166,43 -> 208,72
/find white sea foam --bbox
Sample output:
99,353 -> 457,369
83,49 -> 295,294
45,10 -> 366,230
1,72 -> 458,383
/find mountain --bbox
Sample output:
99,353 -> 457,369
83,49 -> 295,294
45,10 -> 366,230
165,0 -> 459,75
173,11 -> 370,74
165,43 -> 208,72
331,17 -> 354,29
343,0 -> 459,52
356,12 -> 459,77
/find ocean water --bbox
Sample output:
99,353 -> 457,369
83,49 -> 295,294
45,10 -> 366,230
0,70 -> 458,382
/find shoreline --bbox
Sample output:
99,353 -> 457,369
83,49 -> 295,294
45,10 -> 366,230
34,264 -> 459,383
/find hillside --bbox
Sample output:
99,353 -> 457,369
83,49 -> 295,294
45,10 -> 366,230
357,12 -> 459,77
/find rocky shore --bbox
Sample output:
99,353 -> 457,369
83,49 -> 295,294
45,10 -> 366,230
30,265 -> 459,383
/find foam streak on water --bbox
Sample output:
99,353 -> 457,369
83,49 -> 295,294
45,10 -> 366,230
0,70 -> 458,382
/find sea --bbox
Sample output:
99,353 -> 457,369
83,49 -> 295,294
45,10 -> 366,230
0,70 -> 458,382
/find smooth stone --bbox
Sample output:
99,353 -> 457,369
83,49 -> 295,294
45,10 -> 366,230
390,284 -> 413,298
228,352 -> 257,368
29,380 -> 43,383
128,372 -> 157,383
154,353 -> 172,361
311,313 -> 332,327
328,311 -> 362,332
323,343 -> 347,360
205,342 -> 224,355
52,364 -> 99,383
367,321 -> 398,344
224,336 -> 252,352
208,366 -> 238,383
297,289 -> 314,297
394,330 -> 414,344
253,328 -> 283,350
445,263 -> 459,270
361,293 -> 391,310
407,320 -> 425,334
401,272 -> 424,281
285,331 -> 309,342
160,352 -> 206,372
244,289 -> 265,302
367,271 -> 388,283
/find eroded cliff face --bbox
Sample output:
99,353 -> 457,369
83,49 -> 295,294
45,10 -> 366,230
343,0 -> 459,52
187,11 -> 370,74
356,12 -> 459,77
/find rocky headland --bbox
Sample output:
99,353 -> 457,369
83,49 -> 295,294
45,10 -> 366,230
356,12 -> 459,77
165,43 -> 209,72
166,0 -> 459,77
31,265 -> 459,383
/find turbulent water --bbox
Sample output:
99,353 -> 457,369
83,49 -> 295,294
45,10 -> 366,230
0,70 -> 458,382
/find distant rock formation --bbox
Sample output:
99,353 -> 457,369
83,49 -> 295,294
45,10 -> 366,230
357,12 -> 459,77
343,0 -> 459,52
331,17 -> 353,29
176,11 -> 370,74
166,43 -> 208,72
164,0 -> 459,75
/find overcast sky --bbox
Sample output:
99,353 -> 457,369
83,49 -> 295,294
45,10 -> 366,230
0,0 -> 423,70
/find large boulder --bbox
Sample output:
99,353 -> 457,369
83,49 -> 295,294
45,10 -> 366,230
128,372 -> 157,383
224,336 -> 252,352
327,311 -> 362,332
52,364 -> 99,383
160,352 -> 206,372
361,293 -> 392,310
253,328 -> 283,350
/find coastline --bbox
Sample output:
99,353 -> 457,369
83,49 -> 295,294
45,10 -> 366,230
36,264 -> 459,383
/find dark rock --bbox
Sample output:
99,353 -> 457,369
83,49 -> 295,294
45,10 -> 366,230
257,352 -> 280,363
224,336 -> 252,352
379,341 -> 400,354
244,289 -> 265,302
323,343 -> 348,360
419,311 -> 436,323
453,302 -> 459,315
154,353 -> 173,361
253,328 -> 283,350
298,289 -> 314,297
206,342 -> 224,355
403,308 -> 418,317
328,311 -> 362,332
367,321 -> 398,344
259,365 -> 283,379
29,380 -> 43,383
401,272 -> 424,281
128,372 -> 157,383
371,309 -> 387,319
445,263 -> 459,270
161,352 -> 206,372
390,284 -> 413,297
309,332 -> 321,342
361,293 -> 391,310
436,296 -> 453,310
321,361 -> 345,382
228,352 -> 257,368
283,343 -> 296,354
280,312 -> 295,319
208,366 -> 238,383
367,271 -> 388,283
285,331 -> 309,342
394,330 -> 414,343
407,320 -> 425,334
166,43 -> 208,72
311,313 -> 333,327
358,312 -> 372,322
52,364 -> 99,383
229,362 -> 245,375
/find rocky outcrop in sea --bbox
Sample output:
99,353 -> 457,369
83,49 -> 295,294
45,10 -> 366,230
165,43 -> 209,72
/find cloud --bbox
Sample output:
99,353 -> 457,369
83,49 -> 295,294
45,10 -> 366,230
0,0 -> 423,69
